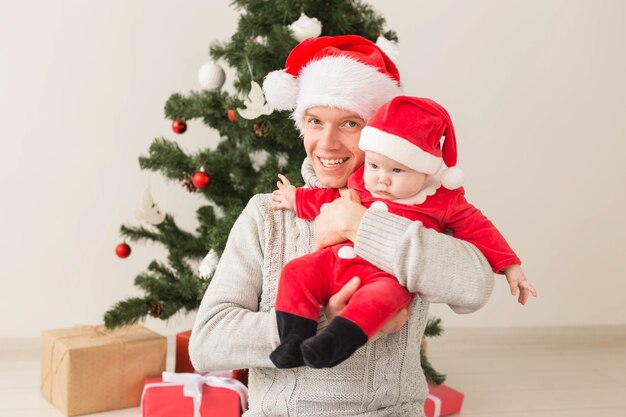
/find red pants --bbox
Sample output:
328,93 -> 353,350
275,243 -> 413,338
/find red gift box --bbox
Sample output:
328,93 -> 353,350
175,330 -> 248,387
175,330 -> 195,373
141,372 -> 248,417
424,384 -> 464,417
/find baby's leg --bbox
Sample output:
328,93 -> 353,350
271,248 -> 335,368
301,272 -> 412,368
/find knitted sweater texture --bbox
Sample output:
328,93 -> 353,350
190,192 -> 493,416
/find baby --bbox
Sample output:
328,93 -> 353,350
270,96 -> 537,369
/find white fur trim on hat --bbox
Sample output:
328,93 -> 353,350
262,70 -> 299,111
359,126 -> 443,175
292,56 -> 402,131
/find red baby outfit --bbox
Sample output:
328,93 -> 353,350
274,165 -> 520,339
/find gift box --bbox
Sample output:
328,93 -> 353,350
41,324 -> 167,416
141,372 -> 248,417
231,368 -> 248,387
175,330 -> 194,373
175,329 -> 248,387
424,384 -> 464,417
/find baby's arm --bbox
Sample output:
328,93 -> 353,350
271,173 -> 341,220
445,189 -> 537,304
502,265 -> 537,305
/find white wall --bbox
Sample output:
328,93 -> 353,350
1,0 -> 625,338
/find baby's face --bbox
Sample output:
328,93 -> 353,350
363,151 -> 427,200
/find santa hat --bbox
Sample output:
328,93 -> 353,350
262,35 -> 402,131
359,96 -> 465,190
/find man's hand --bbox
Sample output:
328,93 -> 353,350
313,189 -> 366,251
325,277 -> 411,342
271,174 -> 296,210
503,265 -> 537,305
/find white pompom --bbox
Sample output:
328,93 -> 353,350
198,61 -> 226,90
441,166 -> 465,190
376,35 -> 400,64
289,13 -> 322,43
262,70 -> 299,111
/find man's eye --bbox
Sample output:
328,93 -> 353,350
345,120 -> 358,128
308,118 -> 321,125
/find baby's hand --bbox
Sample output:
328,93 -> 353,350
503,265 -> 537,305
271,174 -> 296,210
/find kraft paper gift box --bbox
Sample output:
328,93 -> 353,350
141,372 -> 248,417
40,324 -> 167,416
424,384 -> 464,417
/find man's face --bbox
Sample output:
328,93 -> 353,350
302,106 -> 366,188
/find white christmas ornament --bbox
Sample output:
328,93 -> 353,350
198,249 -> 219,278
198,61 -> 226,90
135,187 -> 166,225
237,81 -> 273,120
289,13 -> 322,43
376,35 -> 400,64
276,152 -> 289,169
249,149 -> 270,171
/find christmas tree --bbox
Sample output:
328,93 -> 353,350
104,0 -> 444,385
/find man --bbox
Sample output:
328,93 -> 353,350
189,35 -> 493,416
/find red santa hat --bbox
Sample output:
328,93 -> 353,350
359,96 -> 465,190
262,35 -> 402,131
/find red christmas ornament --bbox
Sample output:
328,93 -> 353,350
172,119 -> 187,134
192,171 -> 211,189
227,109 -> 237,122
115,243 -> 131,258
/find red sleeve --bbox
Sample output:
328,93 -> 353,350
295,188 -> 341,220
444,189 -> 521,273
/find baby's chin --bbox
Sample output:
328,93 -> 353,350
369,190 -> 394,199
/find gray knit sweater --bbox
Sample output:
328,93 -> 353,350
190,191 -> 493,416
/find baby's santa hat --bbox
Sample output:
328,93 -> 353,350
262,35 -> 402,131
359,96 -> 465,190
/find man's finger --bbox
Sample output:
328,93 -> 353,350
329,277 -> 361,308
339,188 -> 360,202
383,308 -> 408,333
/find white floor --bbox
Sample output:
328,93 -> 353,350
2,326 -> 625,417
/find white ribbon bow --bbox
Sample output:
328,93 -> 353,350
161,371 -> 249,417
